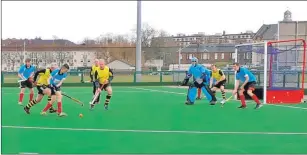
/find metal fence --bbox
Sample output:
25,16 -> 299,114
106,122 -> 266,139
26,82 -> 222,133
2,70 -> 307,88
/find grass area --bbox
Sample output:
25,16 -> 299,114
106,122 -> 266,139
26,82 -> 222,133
2,86 -> 307,154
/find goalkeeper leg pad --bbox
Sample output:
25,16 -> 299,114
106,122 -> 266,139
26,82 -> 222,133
201,85 -> 217,102
186,85 -> 197,104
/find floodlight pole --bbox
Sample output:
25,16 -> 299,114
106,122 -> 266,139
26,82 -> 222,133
135,0 -> 142,82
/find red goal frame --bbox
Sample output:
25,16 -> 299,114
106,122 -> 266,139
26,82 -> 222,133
266,39 -> 306,104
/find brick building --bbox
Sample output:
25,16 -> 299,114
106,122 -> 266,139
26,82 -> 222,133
177,44 -> 236,64
1,38 -> 143,71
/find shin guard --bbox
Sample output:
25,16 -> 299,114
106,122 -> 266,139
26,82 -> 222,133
186,85 -> 197,104
201,85 -> 217,102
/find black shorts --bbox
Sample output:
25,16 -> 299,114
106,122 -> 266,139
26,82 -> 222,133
243,81 -> 256,91
100,83 -> 111,90
213,79 -> 227,89
20,80 -> 33,88
36,86 -> 45,95
49,85 -> 61,95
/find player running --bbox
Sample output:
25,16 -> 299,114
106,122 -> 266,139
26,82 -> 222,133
210,64 -> 227,105
23,63 -> 58,114
18,58 -> 35,105
232,62 -> 262,109
41,64 -> 70,116
90,59 -> 100,104
182,57 -> 217,105
90,59 -> 114,110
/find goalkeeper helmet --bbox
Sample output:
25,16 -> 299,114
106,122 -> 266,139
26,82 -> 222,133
191,57 -> 198,66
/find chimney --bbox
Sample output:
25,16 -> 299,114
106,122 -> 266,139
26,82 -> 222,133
223,31 -> 226,35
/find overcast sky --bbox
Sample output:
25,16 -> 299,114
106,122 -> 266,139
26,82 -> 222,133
2,1 -> 307,43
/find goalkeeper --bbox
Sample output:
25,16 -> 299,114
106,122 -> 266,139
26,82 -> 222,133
182,57 -> 217,105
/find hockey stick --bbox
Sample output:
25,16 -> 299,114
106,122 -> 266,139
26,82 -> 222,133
17,79 -> 27,83
89,84 -> 105,105
82,80 -> 92,83
62,93 -> 84,106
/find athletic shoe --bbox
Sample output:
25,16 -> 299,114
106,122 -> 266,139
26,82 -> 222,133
49,108 -> 57,113
104,104 -> 109,110
24,107 -> 30,114
185,101 -> 194,105
254,103 -> 263,109
89,104 -> 95,110
40,112 -> 47,116
18,102 -> 23,106
238,105 -> 247,109
210,101 -> 216,105
220,99 -> 226,105
58,112 -> 67,117
196,97 -> 202,100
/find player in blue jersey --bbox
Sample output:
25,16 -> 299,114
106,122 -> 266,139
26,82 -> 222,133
44,64 -> 70,116
18,58 -> 35,105
232,63 -> 262,109
182,57 -> 217,105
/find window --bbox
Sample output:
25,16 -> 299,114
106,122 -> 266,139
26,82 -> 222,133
179,54 -> 182,60
67,60 -> 70,62
221,53 -> 224,59
74,60 -> 77,62
189,54 -> 193,59
202,53 -> 208,60
214,53 -> 218,59
88,60 -> 90,62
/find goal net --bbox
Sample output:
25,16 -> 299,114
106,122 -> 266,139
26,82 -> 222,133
235,39 -> 306,104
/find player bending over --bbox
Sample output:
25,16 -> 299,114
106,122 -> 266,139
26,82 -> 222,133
90,59 -> 100,104
41,64 -> 70,116
18,58 -> 35,105
232,63 -> 262,109
90,59 -> 114,110
210,64 -> 227,105
23,64 -> 58,114
182,57 -> 217,105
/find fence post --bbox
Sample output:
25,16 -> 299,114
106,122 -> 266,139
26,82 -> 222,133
160,72 -> 163,82
1,72 -> 3,84
133,72 -> 136,83
297,72 -> 300,88
282,72 -> 286,87
80,71 -> 84,82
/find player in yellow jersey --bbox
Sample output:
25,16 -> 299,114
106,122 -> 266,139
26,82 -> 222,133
209,64 -> 227,105
90,59 -> 100,104
90,59 -> 114,110
23,63 -> 58,114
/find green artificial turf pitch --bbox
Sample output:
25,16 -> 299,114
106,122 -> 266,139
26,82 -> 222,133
2,86 -> 307,154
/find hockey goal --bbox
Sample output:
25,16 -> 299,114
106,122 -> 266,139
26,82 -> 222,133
234,39 -> 306,104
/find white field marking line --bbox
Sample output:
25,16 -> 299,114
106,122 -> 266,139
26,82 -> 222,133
19,152 -> 39,154
2,125 -> 307,135
129,87 -> 307,110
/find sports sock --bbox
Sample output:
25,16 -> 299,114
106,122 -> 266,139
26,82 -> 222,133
25,100 -> 38,109
105,94 -> 112,105
221,90 -> 226,99
197,89 -> 201,98
251,94 -> 261,104
239,95 -> 246,106
43,103 -> 53,112
47,96 -> 54,109
57,102 -> 62,114
19,93 -> 24,102
212,90 -> 216,96
29,93 -> 34,101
